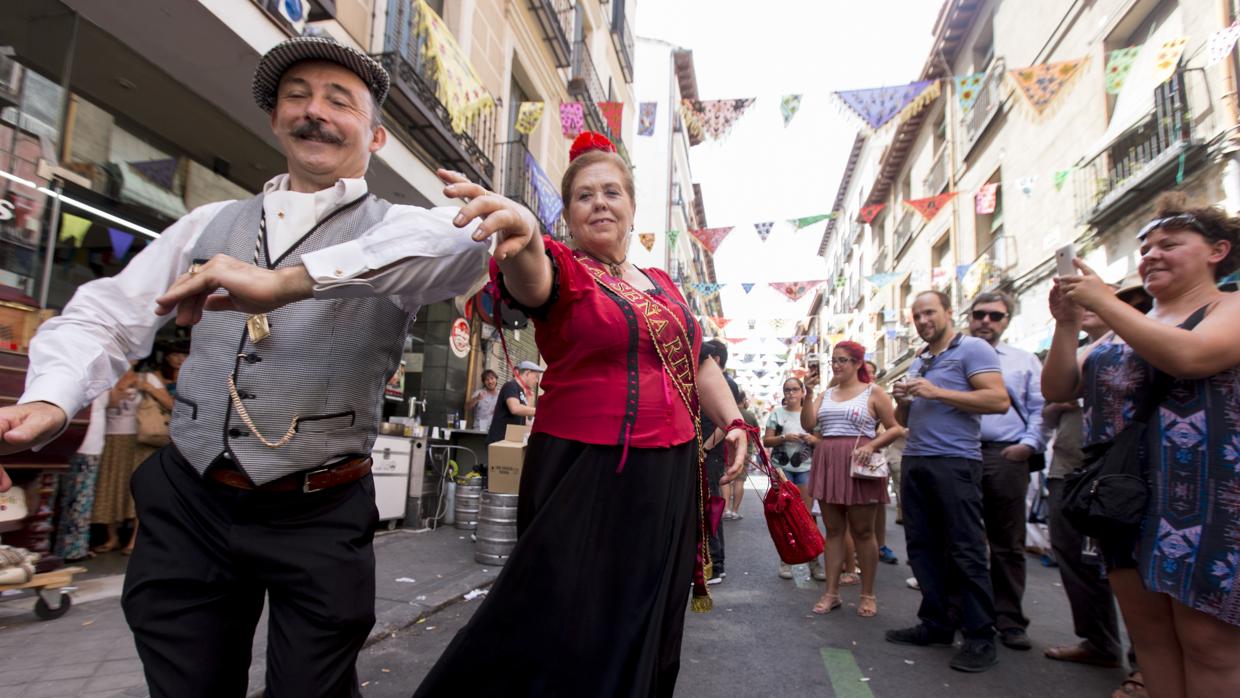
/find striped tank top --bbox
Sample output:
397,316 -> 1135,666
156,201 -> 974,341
817,385 -> 878,438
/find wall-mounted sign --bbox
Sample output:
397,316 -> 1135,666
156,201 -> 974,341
449,318 -> 471,358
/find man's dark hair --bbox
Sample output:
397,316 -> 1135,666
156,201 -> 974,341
914,289 -> 952,312
971,290 -> 1015,315
481,369 -> 497,380
699,338 -> 729,369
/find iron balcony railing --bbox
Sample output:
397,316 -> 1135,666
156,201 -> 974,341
893,207 -> 917,257
568,37 -> 630,164
609,10 -> 635,83
924,143 -> 949,195
962,57 -> 1005,154
528,0 -> 576,68
1073,70 -> 1192,225
379,0 -> 498,187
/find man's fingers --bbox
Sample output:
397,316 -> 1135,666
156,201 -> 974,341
203,295 -> 238,312
436,168 -> 471,186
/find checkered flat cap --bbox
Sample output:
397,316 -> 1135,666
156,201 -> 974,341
252,35 -> 390,113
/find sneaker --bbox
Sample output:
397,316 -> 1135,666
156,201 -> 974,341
906,576 -> 921,590
950,638 -> 998,672
809,559 -> 827,581
879,546 -> 898,564
706,573 -> 723,586
732,511 -> 743,520
1000,628 -> 1032,651
885,624 -> 955,647
722,511 -> 736,521
778,563 -> 793,579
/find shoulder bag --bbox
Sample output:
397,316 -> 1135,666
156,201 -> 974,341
1061,304 -> 1208,540
733,419 -> 824,564
849,433 -> 890,479
136,375 -> 171,448
1004,387 -> 1047,473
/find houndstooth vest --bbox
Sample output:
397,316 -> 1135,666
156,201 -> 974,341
169,194 -> 410,485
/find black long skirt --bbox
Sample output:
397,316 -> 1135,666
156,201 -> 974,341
413,433 -> 699,698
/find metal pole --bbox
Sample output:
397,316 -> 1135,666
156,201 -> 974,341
38,181 -> 62,309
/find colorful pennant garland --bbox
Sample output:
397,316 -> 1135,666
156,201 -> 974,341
689,226 -> 734,254
1105,47 -> 1141,95
769,280 -> 824,302
59,213 -> 91,247
667,229 -> 680,248
1152,37 -> 1188,84
711,317 -> 732,329
559,102 -> 584,138
681,99 -> 756,141
638,232 -> 656,252
789,213 -> 833,230
598,101 -> 624,137
741,283 -> 755,294
515,102 -> 544,135
832,79 -> 941,133
780,94 -> 802,126
108,228 -> 135,259
754,221 -> 774,242
638,102 -> 657,136
1207,22 -> 1240,67
1008,58 -> 1086,116
864,271 -> 902,287
418,0 -> 496,133
1053,167 -> 1076,192
858,203 -> 886,224
954,72 -> 985,112
975,182 -> 998,215
904,192 -> 957,221
128,159 -> 178,190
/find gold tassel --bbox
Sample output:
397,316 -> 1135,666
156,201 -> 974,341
703,560 -> 713,580
691,594 -> 713,613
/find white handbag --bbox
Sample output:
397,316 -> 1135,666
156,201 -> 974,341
849,434 -> 890,480
0,485 -> 28,524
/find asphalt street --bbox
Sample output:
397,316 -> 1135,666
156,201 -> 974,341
355,482 -> 1131,697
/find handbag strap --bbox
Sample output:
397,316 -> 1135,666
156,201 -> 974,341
1130,302 -> 1212,424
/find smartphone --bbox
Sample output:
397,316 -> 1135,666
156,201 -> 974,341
1055,243 -> 1077,276
807,353 -> 820,372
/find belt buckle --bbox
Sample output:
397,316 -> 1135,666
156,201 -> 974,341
302,467 -> 331,493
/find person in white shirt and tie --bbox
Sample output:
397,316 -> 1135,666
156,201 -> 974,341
0,36 -> 538,698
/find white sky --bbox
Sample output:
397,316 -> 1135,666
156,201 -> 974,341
636,1 -> 944,329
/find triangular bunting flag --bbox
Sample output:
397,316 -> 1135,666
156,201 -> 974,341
1105,47 -> 1141,94
1008,58 -> 1086,116
108,227 -> 135,259
769,280 -> 824,302
741,283 -> 755,294
863,271 -> 902,287
666,229 -> 680,248
1207,22 -> 1240,67
598,101 -> 623,137
788,214 -> 832,230
725,338 -> 745,344
932,267 -> 950,289
831,79 -> 941,133
780,94 -> 802,126
1054,167 -> 1076,192
904,192 -> 957,221
59,213 -> 91,247
805,335 -> 818,346
680,99 -> 756,141
638,232 -> 655,252
689,227 -> 734,254
858,203 -> 885,224
525,152 -> 564,234
515,101 -> 544,135
975,182 -> 999,214
1152,37 -> 1188,84
954,72 -> 985,112
754,221 -> 774,242
129,159 -> 178,190
638,102 -> 657,136
559,102 -> 584,138
711,317 -> 732,329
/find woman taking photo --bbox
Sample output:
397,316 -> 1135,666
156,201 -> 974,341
414,132 -> 746,697
1043,193 -> 1240,697
803,341 -> 904,618
764,377 -> 822,580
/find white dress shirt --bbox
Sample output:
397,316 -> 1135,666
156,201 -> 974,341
21,174 -> 487,428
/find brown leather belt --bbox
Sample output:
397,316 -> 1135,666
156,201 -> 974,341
206,456 -> 372,493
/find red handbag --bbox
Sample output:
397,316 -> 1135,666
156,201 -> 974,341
727,420 -> 825,564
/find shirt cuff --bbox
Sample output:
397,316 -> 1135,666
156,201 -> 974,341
301,240 -> 374,298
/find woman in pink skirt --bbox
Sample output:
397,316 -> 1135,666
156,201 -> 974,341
803,341 -> 904,617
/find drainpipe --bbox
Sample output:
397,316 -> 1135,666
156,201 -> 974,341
1221,0 -> 1240,211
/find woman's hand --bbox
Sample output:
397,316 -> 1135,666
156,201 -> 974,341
1056,259 -> 1115,313
853,444 -> 875,463
721,429 -> 748,484
438,170 -> 540,261
804,369 -> 820,391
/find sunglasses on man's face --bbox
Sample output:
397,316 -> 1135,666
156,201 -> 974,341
971,310 -> 1008,322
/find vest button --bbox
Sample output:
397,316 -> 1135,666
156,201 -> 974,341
243,353 -> 261,363
228,428 -> 247,438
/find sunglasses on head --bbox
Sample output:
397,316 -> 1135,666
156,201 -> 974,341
971,310 -> 1008,322
1137,213 -> 1210,240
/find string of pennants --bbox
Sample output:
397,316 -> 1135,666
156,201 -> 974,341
58,212 -> 140,260
512,23 -> 1240,143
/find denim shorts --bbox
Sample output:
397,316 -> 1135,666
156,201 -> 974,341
781,468 -> 811,486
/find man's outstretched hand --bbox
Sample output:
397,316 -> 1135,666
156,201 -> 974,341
0,402 -> 69,489
155,255 -> 315,326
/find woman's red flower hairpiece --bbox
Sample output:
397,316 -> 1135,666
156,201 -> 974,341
569,131 -> 617,162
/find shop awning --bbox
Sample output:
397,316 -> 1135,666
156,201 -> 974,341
114,161 -> 187,221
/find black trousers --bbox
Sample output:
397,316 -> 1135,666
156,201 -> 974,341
706,454 -> 725,573
979,442 -> 1030,632
122,446 -> 379,698
1047,478 -> 1125,660
902,455 -> 996,640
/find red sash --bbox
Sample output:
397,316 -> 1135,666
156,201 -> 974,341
575,254 -> 717,612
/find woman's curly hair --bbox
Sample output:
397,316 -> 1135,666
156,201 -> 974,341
1150,192 -> 1240,279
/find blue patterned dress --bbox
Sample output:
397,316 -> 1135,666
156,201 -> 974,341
1083,335 -> 1240,627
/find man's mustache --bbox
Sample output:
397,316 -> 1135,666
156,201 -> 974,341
291,120 -> 343,144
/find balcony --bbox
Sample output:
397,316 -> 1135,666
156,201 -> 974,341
1073,71 -> 1202,227
528,0 -> 576,68
568,37 -> 630,164
961,58 -> 1005,155
874,247 -> 888,274
924,143 -> 948,195
379,1 -> 498,188
608,9 -> 635,83
893,208 -> 918,257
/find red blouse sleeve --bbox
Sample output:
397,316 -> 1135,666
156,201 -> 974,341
490,237 -> 595,319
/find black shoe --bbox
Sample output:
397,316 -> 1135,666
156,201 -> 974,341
950,639 -> 998,673
1000,628 -> 1032,650
885,624 -> 954,647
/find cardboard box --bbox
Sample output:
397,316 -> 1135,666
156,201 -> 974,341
488,440 -> 526,494
504,424 -> 531,443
